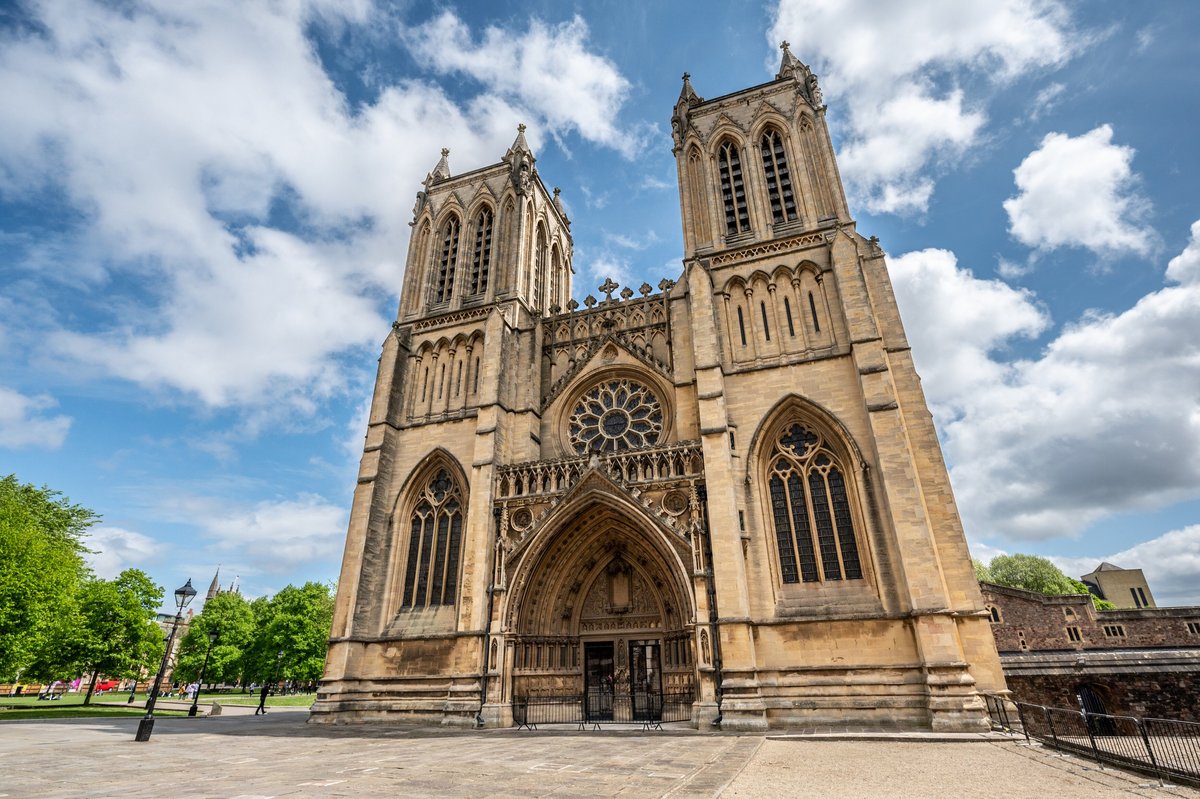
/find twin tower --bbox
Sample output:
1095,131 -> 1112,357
314,46 -> 1005,730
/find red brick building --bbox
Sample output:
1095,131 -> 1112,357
981,582 -> 1200,721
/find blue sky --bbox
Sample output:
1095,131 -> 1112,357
3,0 -> 1199,606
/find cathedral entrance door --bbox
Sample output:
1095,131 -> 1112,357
629,640 -> 663,721
584,641 -> 615,721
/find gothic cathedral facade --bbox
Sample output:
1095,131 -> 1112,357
314,48 -> 1005,731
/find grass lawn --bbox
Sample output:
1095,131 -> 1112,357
0,693 -> 189,721
213,692 -> 316,707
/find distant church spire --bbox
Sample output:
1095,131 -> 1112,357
206,567 -> 221,602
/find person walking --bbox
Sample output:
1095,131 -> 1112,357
254,680 -> 270,715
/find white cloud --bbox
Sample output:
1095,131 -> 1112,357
83,526 -> 164,579
0,1 -> 638,412
1166,220 -> 1200,285
189,494 -> 349,572
893,222 -> 1200,544
770,0 -> 1079,214
1028,82 -> 1066,121
0,387 -> 72,449
1050,526 -> 1200,606
1004,125 -> 1153,257
403,12 -> 646,158
889,249 -> 1048,422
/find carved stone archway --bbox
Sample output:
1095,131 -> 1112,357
500,479 -> 699,701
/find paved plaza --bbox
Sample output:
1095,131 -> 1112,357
2,710 -> 1198,799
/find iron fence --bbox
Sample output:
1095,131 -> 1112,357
513,691 -> 694,730
983,693 -> 1200,787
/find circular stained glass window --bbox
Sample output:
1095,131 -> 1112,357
568,378 -> 664,454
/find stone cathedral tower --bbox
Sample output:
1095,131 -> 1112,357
314,46 -> 1005,731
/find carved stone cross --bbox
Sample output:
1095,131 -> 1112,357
599,277 -> 619,302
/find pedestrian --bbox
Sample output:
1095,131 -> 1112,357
254,680 -> 270,715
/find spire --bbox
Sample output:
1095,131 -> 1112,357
504,123 -> 534,163
677,72 -> 701,107
776,40 -> 801,79
552,187 -> 569,224
671,73 -> 704,151
427,147 -> 451,184
775,40 -> 823,106
206,567 -> 221,602
504,123 -> 536,194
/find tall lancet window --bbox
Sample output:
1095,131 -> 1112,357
533,225 -> 546,311
469,208 -> 493,295
717,140 -> 750,236
434,216 -> 461,304
550,246 -> 562,309
767,423 -> 863,584
401,468 -> 464,608
760,129 -> 797,224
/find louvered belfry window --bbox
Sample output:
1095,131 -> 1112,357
434,217 -> 461,303
760,129 -> 797,224
767,423 -> 863,584
469,208 -> 492,295
718,140 -> 750,236
401,469 -> 464,608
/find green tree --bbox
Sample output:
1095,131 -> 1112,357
972,558 -> 992,583
982,553 -> 1114,610
245,582 -> 334,685
55,569 -> 165,703
174,590 -> 255,685
0,475 -> 96,680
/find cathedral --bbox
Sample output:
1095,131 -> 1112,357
313,46 -> 1005,731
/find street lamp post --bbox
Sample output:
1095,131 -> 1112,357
134,579 -> 196,742
255,650 -> 283,716
188,628 -> 220,718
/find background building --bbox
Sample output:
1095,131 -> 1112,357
982,576 -> 1200,720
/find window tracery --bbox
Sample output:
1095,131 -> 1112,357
767,422 -> 863,584
717,140 -> 750,236
401,468 -> 464,608
568,378 -> 664,454
760,129 -> 797,224
434,216 -> 461,304
468,208 -> 492,295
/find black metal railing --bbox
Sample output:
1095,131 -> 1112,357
983,694 -> 1200,787
513,691 -> 695,731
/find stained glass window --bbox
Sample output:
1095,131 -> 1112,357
568,379 -> 664,454
768,423 -> 863,584
401,468 -> 464,608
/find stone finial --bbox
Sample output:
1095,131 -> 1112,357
584,294 -> 597,308
638,282 -> 652,297
620,286 -> 634,301
567,298 -> 579,312
658,278 -> 676,293
599,277 -> 619,302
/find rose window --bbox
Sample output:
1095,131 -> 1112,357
568,379 -> 663,454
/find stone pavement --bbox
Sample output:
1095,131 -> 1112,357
1,712 -> 1197,799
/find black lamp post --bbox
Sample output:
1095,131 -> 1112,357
134,578 -> 196,742
188,628 -> 220,717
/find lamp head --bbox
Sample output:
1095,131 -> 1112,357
208,629 -> 219,644
175,579 -> 197,611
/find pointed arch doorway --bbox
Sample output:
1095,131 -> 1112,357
502,495 -> 698,723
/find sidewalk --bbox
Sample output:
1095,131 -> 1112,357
93,698 -> 312,716
1,713 -> 1196,798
